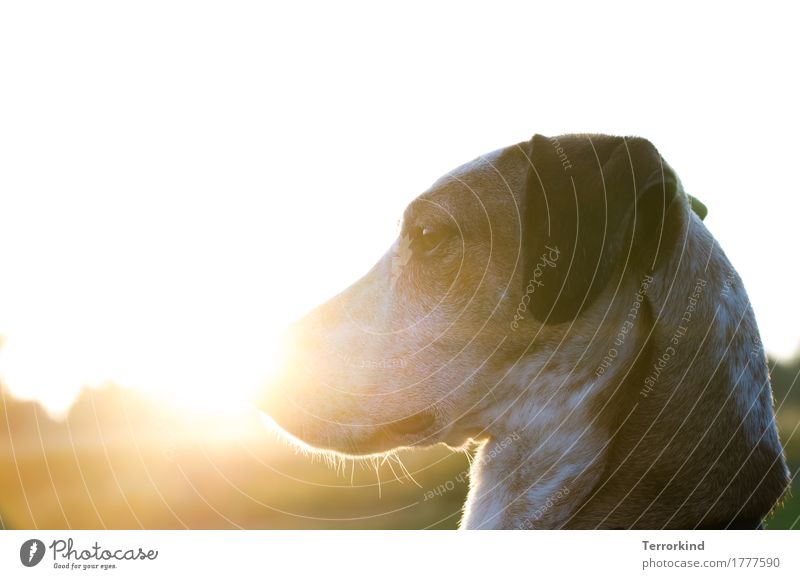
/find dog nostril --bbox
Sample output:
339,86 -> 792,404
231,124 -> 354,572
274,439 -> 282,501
386,410 -> 436,435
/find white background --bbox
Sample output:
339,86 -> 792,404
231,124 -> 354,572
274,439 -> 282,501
1,1 -> 798,413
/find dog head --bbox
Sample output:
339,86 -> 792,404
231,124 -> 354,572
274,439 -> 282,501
256,134 -> 688,456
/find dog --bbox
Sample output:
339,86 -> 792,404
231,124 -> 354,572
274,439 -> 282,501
256,134 -> 789,529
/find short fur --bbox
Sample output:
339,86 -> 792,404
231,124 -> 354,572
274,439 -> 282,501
257,134 -> 789,529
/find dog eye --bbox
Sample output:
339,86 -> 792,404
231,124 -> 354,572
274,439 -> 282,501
413,225 -> 448,255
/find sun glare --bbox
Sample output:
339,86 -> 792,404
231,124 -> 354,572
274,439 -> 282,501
0,154 -> 400,418
0,301 -> 287,417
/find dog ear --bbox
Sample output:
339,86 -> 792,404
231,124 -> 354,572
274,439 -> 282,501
522,134 -> 683,324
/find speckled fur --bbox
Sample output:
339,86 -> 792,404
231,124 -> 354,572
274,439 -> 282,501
257,135 -> 789,529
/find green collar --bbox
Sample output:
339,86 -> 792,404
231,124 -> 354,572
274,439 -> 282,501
687,194 -> 707,220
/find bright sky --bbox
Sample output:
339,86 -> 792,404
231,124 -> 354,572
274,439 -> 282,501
1,1 -> 798,414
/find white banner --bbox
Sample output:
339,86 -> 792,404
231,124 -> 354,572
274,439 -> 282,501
1,531 -> 798,578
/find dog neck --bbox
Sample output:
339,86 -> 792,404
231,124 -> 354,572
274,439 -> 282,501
462,220 -> 788,529
461,278 -> 651,529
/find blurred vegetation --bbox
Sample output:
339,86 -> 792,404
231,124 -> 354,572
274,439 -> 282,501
764,355 -> 800,529
0,354 -> 798,530
0,383 -> 469,529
